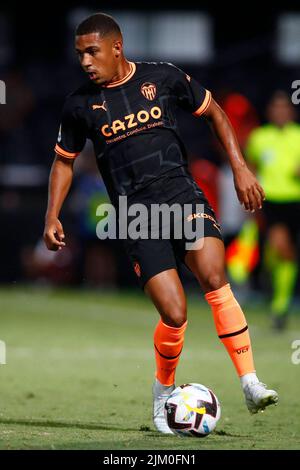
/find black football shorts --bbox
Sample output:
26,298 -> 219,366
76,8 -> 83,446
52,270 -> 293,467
122,177 -> 223,289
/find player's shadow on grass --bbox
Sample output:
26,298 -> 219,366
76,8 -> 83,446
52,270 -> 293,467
0,418 -> 137,432
0,419 -> 250,439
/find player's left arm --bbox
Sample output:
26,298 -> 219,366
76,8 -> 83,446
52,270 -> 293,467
203,98 -> 265,212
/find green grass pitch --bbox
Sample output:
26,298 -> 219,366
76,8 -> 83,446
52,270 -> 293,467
0,286 -> 299,450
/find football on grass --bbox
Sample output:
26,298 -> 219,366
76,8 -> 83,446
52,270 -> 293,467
164,383 -> 221,437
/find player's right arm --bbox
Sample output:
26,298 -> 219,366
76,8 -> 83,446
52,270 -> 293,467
165,63 -> 264,212
43,155 -> 74,251
44,93 -> 86,251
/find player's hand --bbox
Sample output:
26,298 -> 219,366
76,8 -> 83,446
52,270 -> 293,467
233,165 -> 265,212
43,216 -> 66,251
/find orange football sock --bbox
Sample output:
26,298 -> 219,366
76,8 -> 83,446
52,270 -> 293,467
154,319 -> 187,386
205,283 -> 255,377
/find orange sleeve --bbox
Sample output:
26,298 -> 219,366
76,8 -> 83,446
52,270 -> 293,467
54,144 -> 80,159
192,89 -> 212,117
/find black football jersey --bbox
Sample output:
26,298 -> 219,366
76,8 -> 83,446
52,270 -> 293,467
55,61 -> 211,204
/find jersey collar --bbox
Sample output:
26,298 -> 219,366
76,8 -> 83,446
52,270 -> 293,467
103,62 -> 136,88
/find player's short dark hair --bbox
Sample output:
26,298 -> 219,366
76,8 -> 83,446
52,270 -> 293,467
270,90 -> 290,103
76,13 -> 121,38
265,90 -> 292,110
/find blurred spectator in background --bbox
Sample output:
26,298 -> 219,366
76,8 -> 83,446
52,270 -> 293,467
221,92 -> 260,149
0,70 -> 35,163
218,92 -> 260,246
69,143 -> 118,288
21,236 -> 79,285
218,92 -> 260,301
190,157 -> 219,216
245,91 -> 300,330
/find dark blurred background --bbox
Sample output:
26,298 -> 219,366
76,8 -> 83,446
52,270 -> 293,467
0,1 -> 300,293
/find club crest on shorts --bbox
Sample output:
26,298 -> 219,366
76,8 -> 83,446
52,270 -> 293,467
141,82 -> 157,101
133,261 -> 141,277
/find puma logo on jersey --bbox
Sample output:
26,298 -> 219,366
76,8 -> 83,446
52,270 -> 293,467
92,101 -> 107,111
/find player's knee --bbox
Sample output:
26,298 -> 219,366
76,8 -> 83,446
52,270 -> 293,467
203,272 -> 226,293
168,313 -> 187,328
161,296 -> 187,328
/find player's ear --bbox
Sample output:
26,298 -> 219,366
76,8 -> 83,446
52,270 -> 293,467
113,39 -> 123,58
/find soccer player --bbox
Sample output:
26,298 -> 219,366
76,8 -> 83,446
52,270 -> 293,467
246,91 -> 300,330
43,13 -> 278,434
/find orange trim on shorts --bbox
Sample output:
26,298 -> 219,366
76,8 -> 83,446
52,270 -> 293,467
54,144 -> 79,159
193,89 -> 212,117
104,62 -> 136,88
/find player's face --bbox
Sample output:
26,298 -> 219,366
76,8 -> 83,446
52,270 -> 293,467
75,33 -> 121,85
267,97 -> 296,127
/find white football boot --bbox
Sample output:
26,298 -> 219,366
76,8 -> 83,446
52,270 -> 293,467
152,379 -> 175,434
243,381 -> 279,414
